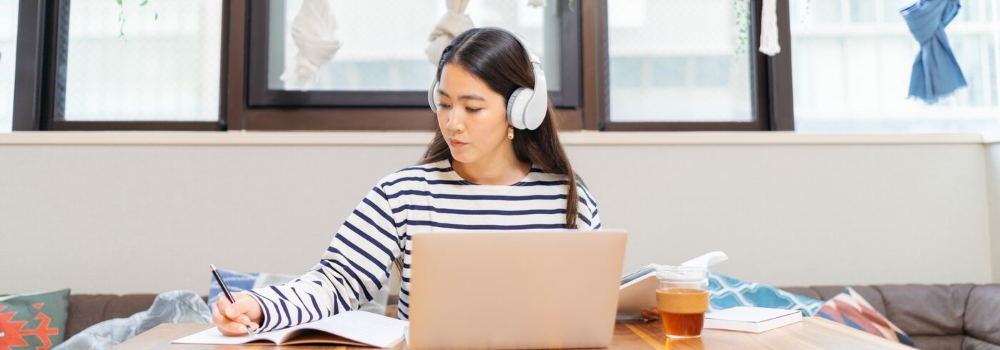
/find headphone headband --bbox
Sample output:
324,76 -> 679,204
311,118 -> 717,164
428,28 -> 548,131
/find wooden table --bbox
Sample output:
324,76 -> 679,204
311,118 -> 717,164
113,318 -> 913,350
612,317 -> 912,349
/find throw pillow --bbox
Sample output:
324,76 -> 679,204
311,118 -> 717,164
0,288 -> 71,350
815,286 -> 915,347
708,272 -> 824,316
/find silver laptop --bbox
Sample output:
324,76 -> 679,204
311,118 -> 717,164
407,230 -> 627,350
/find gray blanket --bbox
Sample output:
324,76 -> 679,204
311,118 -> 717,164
54,290 -> 211,350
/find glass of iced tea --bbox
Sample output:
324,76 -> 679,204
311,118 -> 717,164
655,266 -> 709,338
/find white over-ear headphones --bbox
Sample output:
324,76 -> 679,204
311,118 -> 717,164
427,29 -> 548,130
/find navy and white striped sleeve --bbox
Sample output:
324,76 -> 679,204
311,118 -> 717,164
249,183 -> 402,332
577,184 -> 602,230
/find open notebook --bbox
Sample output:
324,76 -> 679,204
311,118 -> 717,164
172,311 -> 407,348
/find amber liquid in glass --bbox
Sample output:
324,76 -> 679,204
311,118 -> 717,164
655,288 -> 709,338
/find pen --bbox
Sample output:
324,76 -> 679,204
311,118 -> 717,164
210,264 -> 254,337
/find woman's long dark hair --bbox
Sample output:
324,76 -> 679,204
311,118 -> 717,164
420,27 -> 582,229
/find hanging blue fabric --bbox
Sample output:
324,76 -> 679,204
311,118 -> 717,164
901,0 -> 967,104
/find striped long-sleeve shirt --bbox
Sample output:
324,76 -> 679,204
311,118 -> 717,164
249,159 -> 602,331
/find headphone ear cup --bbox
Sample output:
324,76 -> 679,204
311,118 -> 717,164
428,80 -> 439,113
523,65 -> 547,130
506,88 -> 531,130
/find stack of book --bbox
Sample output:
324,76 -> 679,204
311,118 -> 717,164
704,307 -> 803,333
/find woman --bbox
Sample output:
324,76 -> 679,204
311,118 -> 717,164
212,27 -> 602,335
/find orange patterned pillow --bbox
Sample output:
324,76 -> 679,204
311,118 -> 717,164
0,289 -> 70,350
815,287 -> 914,347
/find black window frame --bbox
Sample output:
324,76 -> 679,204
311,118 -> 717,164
10,0 -> 793,132
12,0 -> 228,131
581,0 -> 793,131
245,0 -> 582,110
11,0 -> 46,131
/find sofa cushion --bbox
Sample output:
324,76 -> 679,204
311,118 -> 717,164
910,335 -> 966,350
965,285 -> 1000,346
0,288 -> 71,349
816,287 -> 915,347
877,284 -> 973,337
57,290 -> 211,350
66,294 -> 157,338
963,336 -> 1000,350
777,286 -> 821,300
708,272 -> 824,316
780,286 -> 887,316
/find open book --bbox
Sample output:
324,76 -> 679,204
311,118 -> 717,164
704,307 -> 802,333
616,252 -> 728,319
172,310 -> 408,348
616,263 -> 658,319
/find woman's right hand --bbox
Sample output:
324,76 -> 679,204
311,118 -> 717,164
211,292 -> 264,336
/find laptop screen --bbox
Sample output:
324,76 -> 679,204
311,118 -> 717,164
406,230 -> 627,350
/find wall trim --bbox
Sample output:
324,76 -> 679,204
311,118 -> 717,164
982,132 -> 1000,144
0,131 -> 988,146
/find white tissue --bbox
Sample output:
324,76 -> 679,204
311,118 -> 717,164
280,0 -> 343,90
681,251 -> 730,268
425,0 -> 474,65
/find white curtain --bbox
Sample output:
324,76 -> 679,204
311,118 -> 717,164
280,0 -> 343,90
759,0 -> 780,56
425,0 -> 474,65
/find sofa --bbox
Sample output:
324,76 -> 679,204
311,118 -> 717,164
61,294 -> 399,339
65,294 -> 162,338
780,284 -> 1000,350
64,284 -> 1000,350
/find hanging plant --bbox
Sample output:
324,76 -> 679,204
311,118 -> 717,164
734,0 -> 751,57
116,0 -> 158,38
800,0 -> 812,22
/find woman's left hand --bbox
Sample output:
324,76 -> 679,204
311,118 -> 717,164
640,307 -> 660,322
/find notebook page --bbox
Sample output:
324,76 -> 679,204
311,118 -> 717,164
172,325 -> 294,345
303,311 -> 408,348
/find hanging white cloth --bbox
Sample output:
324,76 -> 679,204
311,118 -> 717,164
425,0 -> 473,65
759,0 -> 780,56
280,0 -> 343,90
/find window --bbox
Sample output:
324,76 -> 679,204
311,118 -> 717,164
50,0 -> 223,126
0,0 -> 17,132
791,0 -> 1000,132
11,0 -> 996,133
247,0 -> 580,109
13,0 -> 785,132
605,0 -> 758,125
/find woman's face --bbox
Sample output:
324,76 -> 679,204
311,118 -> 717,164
435,63 -> 513,166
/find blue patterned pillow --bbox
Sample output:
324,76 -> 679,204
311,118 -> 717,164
708,272 -> 824,316
207,269 -> 296,307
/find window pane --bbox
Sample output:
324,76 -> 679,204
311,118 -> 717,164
1,0 -> 17,132
59,0 -> 222,122
267,0 -> 562,92
608,0 -> 755,122
791,0 -> 1000,133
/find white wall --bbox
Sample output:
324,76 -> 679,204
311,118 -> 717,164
0,133 -> 995,295
987,141 -> 1000,283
